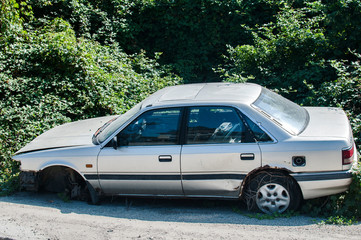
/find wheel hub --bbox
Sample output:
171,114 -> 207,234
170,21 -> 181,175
256,183 -> 290,214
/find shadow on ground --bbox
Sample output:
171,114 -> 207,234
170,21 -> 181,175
0,191 -> 319,226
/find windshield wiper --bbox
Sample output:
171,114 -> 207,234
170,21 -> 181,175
92,116 -> 119,143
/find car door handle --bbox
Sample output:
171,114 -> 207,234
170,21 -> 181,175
159,155 -> 172,162
241,153 -> 255,160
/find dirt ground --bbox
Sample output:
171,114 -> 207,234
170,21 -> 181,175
0,192 -> 361,240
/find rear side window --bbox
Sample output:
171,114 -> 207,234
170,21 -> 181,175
186,106 -> 255,144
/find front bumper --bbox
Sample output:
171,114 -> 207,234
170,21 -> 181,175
20,171 -> 39,192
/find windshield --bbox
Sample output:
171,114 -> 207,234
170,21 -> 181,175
94,101 -> 143,144
252,88 -> 309,135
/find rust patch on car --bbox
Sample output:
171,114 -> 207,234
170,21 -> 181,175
239,165 -> 292,197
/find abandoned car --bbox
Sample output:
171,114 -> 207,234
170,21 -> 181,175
13,83 -> 357,214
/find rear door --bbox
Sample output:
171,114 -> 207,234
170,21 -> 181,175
181,106 -> 262,198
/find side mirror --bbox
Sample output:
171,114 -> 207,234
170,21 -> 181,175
112,136 -> 118,150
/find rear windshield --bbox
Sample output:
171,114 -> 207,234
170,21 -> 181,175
252,88 -> 309,135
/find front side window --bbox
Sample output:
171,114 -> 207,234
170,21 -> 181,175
186,106 -> 254,144
118,108 -> 181,146
242,114 -> 273,142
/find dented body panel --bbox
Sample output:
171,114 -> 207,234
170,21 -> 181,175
16,116 -> 116,155
12,83 -> 357,202
180,142 -> 261,197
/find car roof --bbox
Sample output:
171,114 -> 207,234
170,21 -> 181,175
141,82 -> 263,108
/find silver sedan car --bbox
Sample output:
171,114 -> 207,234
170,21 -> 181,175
13,83 -> 357,214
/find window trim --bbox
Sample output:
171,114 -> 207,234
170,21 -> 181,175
100,103 -> 277,149
183,105 -> 260,145
108,107 -> 184,147
236,110 -> 274,143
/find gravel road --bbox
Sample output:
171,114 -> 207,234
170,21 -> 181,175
0,192 -> 360,240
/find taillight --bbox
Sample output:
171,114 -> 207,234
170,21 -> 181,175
342,145 -> 354,165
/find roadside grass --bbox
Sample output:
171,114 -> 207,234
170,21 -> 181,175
233,207 -> 299,220
318,216 -> 357,225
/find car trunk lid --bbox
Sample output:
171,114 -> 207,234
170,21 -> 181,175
300,107 -> 353,144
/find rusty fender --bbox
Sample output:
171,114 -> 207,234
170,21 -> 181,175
239,165 -> 292,197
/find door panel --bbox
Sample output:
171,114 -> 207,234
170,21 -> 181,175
181,143 -> 261,197
97,108 -> 183,196
98,145 -> 182,195
181,106 -> 262,197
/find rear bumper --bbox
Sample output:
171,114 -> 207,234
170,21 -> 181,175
291,170 -> 352,200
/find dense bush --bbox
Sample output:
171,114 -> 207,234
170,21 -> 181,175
0,1 -> 180,194
324,0 -> 361,58
220,1 -> 361,101
125,0 -> 285,82
219,2 -> 331,100
305,53 -> 361,144
27,0 -> 288,82
19,0 -> 361,85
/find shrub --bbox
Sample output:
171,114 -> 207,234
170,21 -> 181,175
219,2 -> 331,101
304,52 -> 361,151
0,15 -> 181,194
27,0 -> 287,83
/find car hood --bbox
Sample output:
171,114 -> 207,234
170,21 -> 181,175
16,115 -> 117,154
300,107 -> 353,143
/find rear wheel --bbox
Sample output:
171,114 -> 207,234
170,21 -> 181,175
244,171 -> 301,214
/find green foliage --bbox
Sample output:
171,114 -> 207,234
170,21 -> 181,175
220,2 -> 331,100
220,0 -> 361,103
304,52 -> 361,149
319,216 -> 357,225
0,0 -> 30,45
27,0 -> 288,82
9,0 -> 360,85
233,206 -> 298,220
0,8 -> 180,194
324,0 -> 361,58
126,0 -> 284,82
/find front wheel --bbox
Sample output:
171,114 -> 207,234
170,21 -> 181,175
244,171 -> 301,214
40,167 -> 90,201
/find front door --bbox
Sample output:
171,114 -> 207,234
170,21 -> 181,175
97,108 -> 183,196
